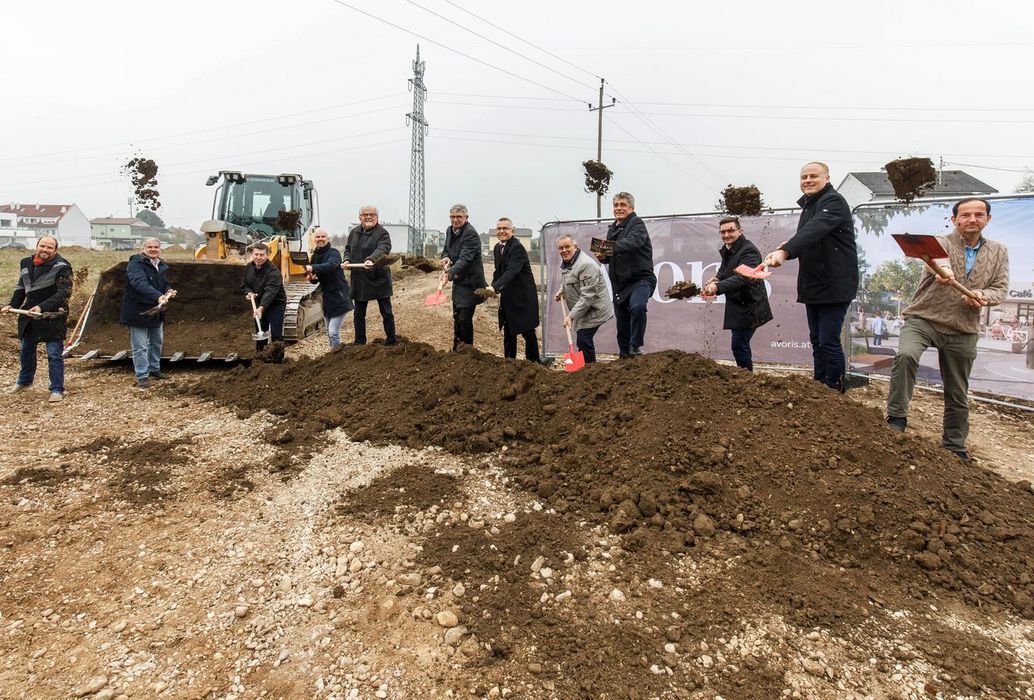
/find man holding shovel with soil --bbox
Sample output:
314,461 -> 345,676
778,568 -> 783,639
886,198 -> 1010,461
121,238 -> 175,389
440,204 -> 487,351
487,217 -> 540,362
556,235 -> 613,364
241,242 -> 286,352
763,162 -> 858,392
305,227 -> 353,349
594,192 -> 655,358
703,217 -> 772,371
3,236 -> 72,402
343,207 -> 395,347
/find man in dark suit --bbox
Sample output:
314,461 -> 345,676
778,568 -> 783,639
440,204 -> 487,350
486,218 -> 540,362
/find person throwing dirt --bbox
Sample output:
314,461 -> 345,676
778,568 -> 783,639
305,227 -> 353,349
555,235 -> 613,364
440,204 -> 487,351
763,162 -> 858,392
703,217 -> 772,371
241,242 -> 286,352
3,236 -> 72,402
486,217 -> 540,362
121,238 -> 175,389
886,198 -> 1010,462
594,192 -> 655,358
344,206 -> 395,346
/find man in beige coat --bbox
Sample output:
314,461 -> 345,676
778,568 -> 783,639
555,235 -> 613,363
886,198 -> 1010,461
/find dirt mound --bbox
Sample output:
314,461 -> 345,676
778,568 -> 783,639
76,260 -> 256,358
336,462 -> 460,522
60,435 -> 190,506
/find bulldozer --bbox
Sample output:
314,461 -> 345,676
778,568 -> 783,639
66,171 -> 325,363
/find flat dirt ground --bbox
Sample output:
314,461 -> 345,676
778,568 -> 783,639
1,258 -> 1033,700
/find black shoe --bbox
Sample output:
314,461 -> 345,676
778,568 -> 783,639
149,371 -> 170,380
618,353 -> 631,360
949,449 -> 971,462
136,379 -> 149,389
887,416 -> 907,433
629,346 -> 643,357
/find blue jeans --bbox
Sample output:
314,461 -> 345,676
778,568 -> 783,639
575,326 -> 600,364
730,328 -> 756,371
805,302 -> 850,390
18,338 -> 64,392
129,325 -> 163,381
613,281 -> 652,355
326,314 -> 346,349
256,304 -> 285,350
354,297 -> 396,345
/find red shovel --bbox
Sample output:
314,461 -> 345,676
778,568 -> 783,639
734,263 -> 773,279
558,298 -> 585,372
891,233 -> 984,303
425,276 -> 448,306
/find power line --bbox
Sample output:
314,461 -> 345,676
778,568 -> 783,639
404,0 -> 595,91
325,0 -> 584,102
602,117 -> 720,190
943,161 -> 1031,174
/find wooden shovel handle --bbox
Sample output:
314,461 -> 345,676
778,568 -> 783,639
558,297 -> 575,348
923,256 -> 982,302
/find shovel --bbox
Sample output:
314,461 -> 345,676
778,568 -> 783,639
734,263 -> 773,280
341,253 -> 402,271
425,276 -> 448,306
4,307 -> 66,319
141,289 -> 177,317
247,295 -> 271,341
558,298 -> 585,372
891,233 -> 985,303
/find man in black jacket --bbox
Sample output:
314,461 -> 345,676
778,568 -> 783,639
703,217 -> 773,371
343,207 -> 395,346
594,192 -> 655,358
2,236 -> 72,402
242,242 -> 287,351
305,227 -> 353,349
121,238 -> 176,388
487,217 -> 540,362
764,162 -> 858,391
440,204 -> 487,350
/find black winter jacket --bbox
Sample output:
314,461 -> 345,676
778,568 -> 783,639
120,254 -> 171,329
10,253 -> 72,341
241,261 -> 287,312
310,244 -> 353,318
783,183 -> 858,304
441,222 -> 487,308
492,237 -> 539,335
605,212 -> 656,300
715,236 -> 773,331
344,224 -> 393,301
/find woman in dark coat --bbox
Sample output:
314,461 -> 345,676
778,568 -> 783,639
343,207 -> 395,345
440,204 -> 487,350
487,218 -> 539,361
703,217 -> 773,371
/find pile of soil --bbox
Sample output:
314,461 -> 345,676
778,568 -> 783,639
885,157 -> 937,204
190,344 -> 1034,695
473,287 -> 497,299
77,260 -> 257,358
400,256 -> 439,273
720,185 -> 765,216
665,281 -> 701,299
60,436 -> 190,506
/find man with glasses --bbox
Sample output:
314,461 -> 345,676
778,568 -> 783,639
440,204 -> 487,350
703,217 -> 772,371
486,218 -> 540,362
344,207 -> 394,346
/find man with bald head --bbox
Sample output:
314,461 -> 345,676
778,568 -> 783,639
305,226 -> 353,349
764,162 -> 858,392
344,206 -> 395,346
2,236 -> 73,402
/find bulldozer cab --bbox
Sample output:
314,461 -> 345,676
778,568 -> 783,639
214,171 -> 314,241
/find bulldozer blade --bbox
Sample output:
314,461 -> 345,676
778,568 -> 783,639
82,349 -> 101,360
225,353 -> 239,362
170,351 -> 185,362
197,351 -> 213,363
111,350 -> 129,361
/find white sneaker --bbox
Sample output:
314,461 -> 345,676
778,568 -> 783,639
48,391 -> 64,403
11,383 -> 31,394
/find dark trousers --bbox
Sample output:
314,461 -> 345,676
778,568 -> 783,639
805,302 -> 850,390
613,281 -> 652,355
452,304 -> 476,350
730,328 -> 756,371
354,297 -> 396,345
256,304 -> 285,351
576,326 -> 600,364
503,328 -> 540,362
18,338 -> 64,392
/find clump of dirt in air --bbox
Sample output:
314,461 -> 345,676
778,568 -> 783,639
123,156 -> 161,211
274,209 -> 301,234
719,184 -> 765,216
665,281 -> 701,299
885,157 -> 937,204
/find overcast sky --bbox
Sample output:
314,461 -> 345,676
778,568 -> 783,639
3,0 -> 1033,237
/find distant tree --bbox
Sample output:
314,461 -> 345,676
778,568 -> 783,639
1015,169 -> 1034,193
135,209 -> 166,228
865,258 -> 924,308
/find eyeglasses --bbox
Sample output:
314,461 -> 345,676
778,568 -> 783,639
360,214 -> 377,219
719,228 -> 738,234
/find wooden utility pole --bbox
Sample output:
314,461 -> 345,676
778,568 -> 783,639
588,78 -> 616,219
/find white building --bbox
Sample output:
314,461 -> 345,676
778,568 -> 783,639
836,170 -> 998,210
0,203 -> 91,248
0,209 -> 34,248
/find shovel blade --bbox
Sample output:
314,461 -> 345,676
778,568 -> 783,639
734,263 -> 772,279
253,331 -> 271,341
424,291 -> 447,306
563,349 -> 585,372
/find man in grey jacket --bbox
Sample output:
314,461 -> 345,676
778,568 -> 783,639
555,235 -> 613,363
